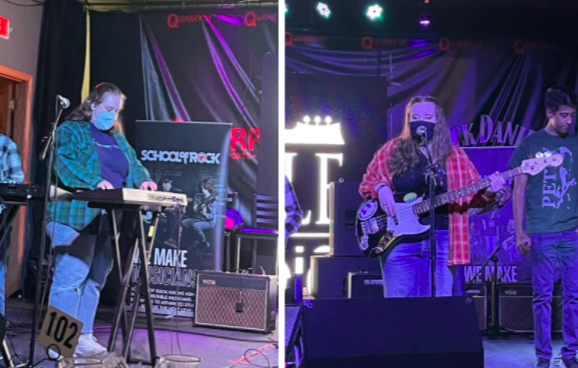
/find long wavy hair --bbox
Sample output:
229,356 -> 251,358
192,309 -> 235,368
387,95 -> 454,177
65,82 -> 126,134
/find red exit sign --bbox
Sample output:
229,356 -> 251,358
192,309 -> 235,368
0,16 -> 9,40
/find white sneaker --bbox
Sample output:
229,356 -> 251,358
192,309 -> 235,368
75,334 -> 107,357
48,348 -> 64,360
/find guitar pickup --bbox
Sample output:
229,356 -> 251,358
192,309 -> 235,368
369,218 -> 380,233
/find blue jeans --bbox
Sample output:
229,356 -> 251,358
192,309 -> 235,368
47,216 -> 114,334
0,228 -> 9,316
530,231 -> 578,360
182,218 -> 214,242
381,230 -> 459,297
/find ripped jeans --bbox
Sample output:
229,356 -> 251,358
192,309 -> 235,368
47,215 -> 114,334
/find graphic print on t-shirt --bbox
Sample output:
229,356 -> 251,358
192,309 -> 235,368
539,147 -> 576,209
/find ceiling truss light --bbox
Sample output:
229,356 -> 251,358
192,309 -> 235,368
316,2 -> 331,18
366,4 -> 383,21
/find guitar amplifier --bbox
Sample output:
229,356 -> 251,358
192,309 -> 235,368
309,255 -> 381,299
329,181 -> 364,256
347,272 -> 383,298
498,283 -> 562,333
465,284 -> 487,331
194,271 -> 277,333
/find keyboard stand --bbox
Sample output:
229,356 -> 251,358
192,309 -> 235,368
87,204 -> 162,367
0,199 -> 30,368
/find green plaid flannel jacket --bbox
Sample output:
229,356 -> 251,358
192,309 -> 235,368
47,121 -> 151,231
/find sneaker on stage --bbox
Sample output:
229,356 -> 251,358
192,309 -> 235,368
75,334 -> 107,357
536,358 -> 550,368
562,358 -> 578,368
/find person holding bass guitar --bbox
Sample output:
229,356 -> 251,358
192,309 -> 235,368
359,95 -> 508,298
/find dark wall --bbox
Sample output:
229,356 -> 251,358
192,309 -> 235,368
90,11 -> 145,144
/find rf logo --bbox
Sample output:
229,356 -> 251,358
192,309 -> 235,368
167,13 -> 179,29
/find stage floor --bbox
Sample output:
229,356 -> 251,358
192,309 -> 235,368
3,300 -> 278,368
484,335 -> 565,367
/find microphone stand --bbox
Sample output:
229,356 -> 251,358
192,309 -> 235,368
420,136 -> 438,298
28,99 -> 67,366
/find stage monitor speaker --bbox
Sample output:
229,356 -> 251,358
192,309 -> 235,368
498,283 -> 562,333
347,272 -> 383,298
309,255 -> 380,299
194,271 -> 277,333
300,297 -> 484,368
285,305 -> 302,364
465,284 -> 488,330
328,181 -> 364,256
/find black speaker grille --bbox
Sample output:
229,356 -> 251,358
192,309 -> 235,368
499,284 -> 562,333
473,296 -> 487,330
285,306 -> 301,349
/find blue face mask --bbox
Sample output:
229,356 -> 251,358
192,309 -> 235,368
94,111 -> 116,131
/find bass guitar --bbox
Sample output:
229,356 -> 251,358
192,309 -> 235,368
356,154 -> 563,258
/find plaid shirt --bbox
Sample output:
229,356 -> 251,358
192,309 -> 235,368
285,176 -> 303,240
47,121 -> 151,231
359,139 -> 493,265
0,134 -> 24,184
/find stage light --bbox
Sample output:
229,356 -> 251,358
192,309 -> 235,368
314,115 -> 322,125
325,116 -> 332,124
419,16 -> 431,27
366,4 -> 383,21
285,3 -> 288,14
316,2 -> 331,18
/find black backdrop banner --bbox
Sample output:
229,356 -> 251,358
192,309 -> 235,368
140,10 -> 278,226
135,121 -> 231,316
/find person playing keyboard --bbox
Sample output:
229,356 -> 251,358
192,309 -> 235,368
46,82 -> 156,358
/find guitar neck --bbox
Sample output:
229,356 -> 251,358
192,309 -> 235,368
412,167 -> 521,215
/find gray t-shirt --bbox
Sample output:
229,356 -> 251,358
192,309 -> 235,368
508,129 -> 578,234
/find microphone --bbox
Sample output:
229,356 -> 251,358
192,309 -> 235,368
416,125 -> 428,140
57,95 -> 70,109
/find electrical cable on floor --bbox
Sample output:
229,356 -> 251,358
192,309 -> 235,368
227,348 -> 273,368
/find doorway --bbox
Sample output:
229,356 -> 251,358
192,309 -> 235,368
0,65 -> 33,300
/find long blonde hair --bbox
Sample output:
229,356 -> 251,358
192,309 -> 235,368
387,95 -> 454,177
66,82 -> 126,134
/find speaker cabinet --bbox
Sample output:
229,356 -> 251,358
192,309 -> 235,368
328,181 -> 364,256
465,284 -> 487,330
194,272 -> 277,333
498,283 -> 562,333
309,255 -> 380,299
300,297 -> 484,368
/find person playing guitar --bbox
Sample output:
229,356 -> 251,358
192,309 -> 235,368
359,95 -> 509,298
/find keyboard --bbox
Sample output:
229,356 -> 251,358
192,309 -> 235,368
73,188 -> 188,208
0,184 -> 44,201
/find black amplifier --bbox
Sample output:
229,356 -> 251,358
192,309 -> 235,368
465,284 -> 487,331
498,283 -> 562,333
347,272 -> 383,298
328,181 -> 364,256
309,255 -> 380,299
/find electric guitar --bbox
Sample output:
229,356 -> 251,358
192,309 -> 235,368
356,154 -> 563,258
